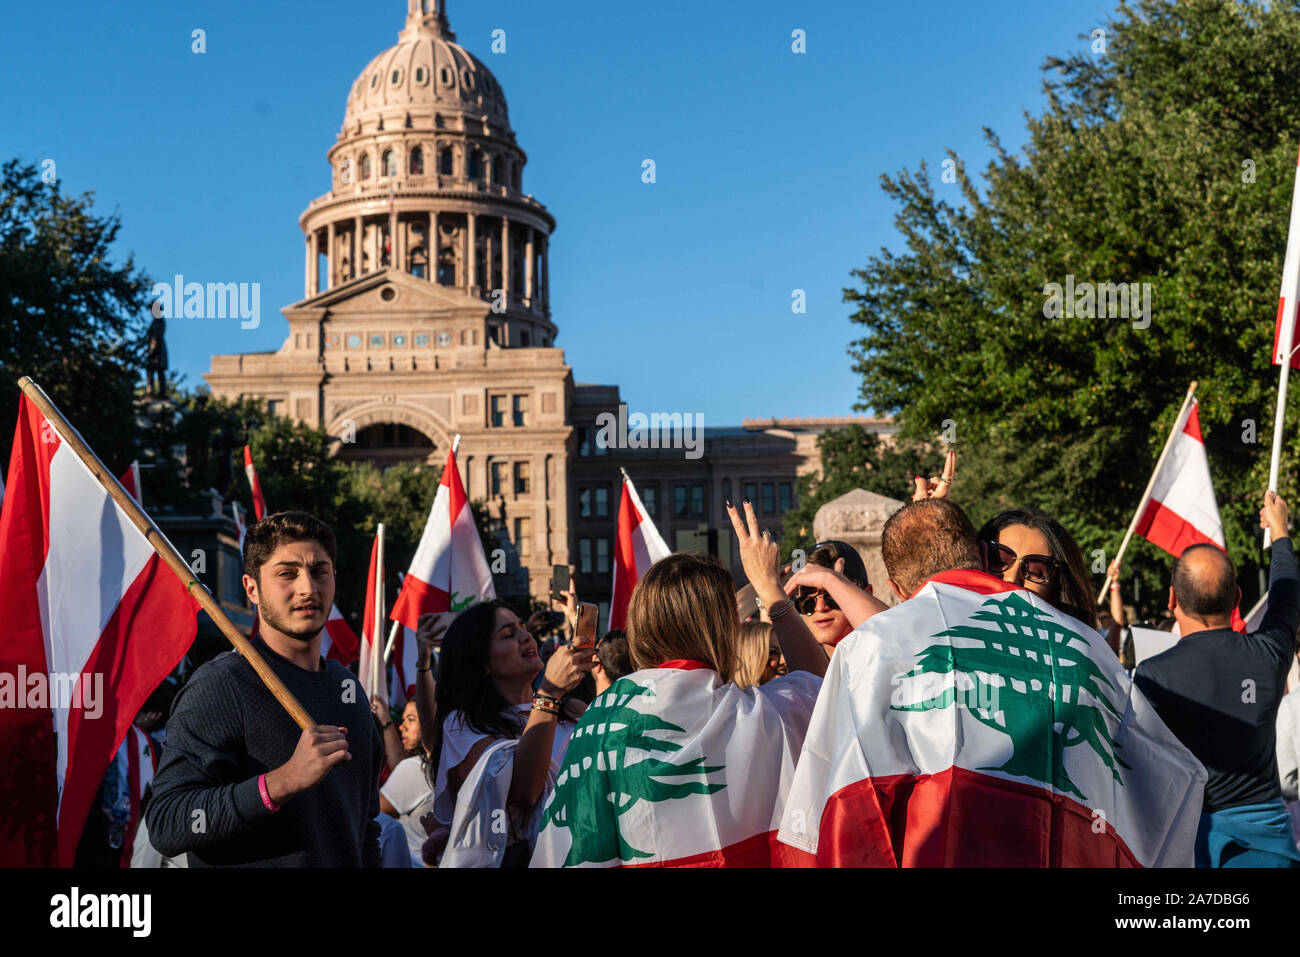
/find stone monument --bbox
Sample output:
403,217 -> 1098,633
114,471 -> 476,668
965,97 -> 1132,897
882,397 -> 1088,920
812,488 -> 907,606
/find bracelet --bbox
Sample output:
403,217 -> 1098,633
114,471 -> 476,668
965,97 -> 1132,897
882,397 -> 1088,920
258,772 -> 281,813
531,695 -> 560,716
533,690 -> 560,705
767,598 -> 795,621
417,664 -> 432,673
381,721 -> 393,730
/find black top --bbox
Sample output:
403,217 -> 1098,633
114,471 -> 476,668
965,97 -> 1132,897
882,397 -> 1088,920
1134,537 -> 1300,814
145,635 -> 382,867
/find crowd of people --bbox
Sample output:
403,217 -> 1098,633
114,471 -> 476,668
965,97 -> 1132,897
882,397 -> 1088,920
78,453 -> 1300,868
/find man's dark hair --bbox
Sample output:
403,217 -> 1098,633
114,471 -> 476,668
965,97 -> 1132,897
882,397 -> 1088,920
881,499 -> 981,598
1171,544 -> 1237,622
243,511 -> 338,582
807,540 -> 869,588
596,630 -> 634,682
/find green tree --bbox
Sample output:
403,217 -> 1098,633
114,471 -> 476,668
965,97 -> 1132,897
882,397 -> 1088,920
0,159 -> 152,469
845,0 -> 1300,615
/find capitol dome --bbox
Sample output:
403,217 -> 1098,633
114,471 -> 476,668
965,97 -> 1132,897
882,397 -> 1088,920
341,0 -> 510,139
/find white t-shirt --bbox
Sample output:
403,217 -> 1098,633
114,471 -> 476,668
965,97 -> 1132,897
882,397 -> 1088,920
380,756 -> 435,866
433,703 -> 574,826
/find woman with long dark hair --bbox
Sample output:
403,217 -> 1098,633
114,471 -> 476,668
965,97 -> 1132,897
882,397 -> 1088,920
428,599 -> 593,866
977,507 -> 1098,629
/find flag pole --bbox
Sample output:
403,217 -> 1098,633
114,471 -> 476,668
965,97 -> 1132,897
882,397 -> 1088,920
1266,138 -> 1300,549
1096,380 -> 1199,604
16,376 -> 314,730
373,523 -> 385,699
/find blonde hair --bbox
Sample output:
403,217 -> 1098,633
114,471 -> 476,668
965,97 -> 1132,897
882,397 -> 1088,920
734,620 -> 775,688
627,553 -> 739,682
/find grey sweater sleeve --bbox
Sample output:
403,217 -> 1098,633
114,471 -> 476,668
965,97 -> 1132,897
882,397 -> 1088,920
144,664 -> 275,857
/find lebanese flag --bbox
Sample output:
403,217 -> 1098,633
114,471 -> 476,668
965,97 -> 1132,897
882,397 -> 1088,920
773,570 -> 1206,868
391,441 -> 495,693
610,475 -> 671,629
116,724 -> 159,868
120,460 -> 142,504
1273,140 -> 1300,370
0,394 -> 199,866
1134,400 -> 1225,556
530,663 -> 821,867
243,445 -> 266,521
358,535 -> 383,699
322,605 -> 361,666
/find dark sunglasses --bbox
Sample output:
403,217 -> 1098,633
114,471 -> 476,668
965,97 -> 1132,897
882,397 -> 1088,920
985,541 -> 1061,585
794,587 -> 838,616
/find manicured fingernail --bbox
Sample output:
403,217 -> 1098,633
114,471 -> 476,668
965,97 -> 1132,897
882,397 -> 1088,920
725,500 -> 732,508
743,497 -> 750,504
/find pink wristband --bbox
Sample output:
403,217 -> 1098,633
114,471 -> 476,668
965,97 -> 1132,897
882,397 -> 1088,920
258,772 -> 281,812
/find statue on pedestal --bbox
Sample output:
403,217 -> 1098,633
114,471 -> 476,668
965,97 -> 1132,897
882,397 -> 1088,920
146,312 -> 169,398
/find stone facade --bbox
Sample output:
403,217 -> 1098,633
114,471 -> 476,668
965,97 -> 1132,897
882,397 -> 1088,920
204,1 -> 894,623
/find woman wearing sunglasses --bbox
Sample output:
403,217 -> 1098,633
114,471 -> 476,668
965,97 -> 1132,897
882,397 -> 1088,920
976,507 -> 1099,629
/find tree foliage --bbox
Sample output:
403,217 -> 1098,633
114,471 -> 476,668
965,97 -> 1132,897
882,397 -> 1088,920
845,0 -> 1300,614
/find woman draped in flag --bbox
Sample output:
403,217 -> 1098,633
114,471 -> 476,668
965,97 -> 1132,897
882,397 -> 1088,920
429,602 -> 594,867
529,500 -> 828,867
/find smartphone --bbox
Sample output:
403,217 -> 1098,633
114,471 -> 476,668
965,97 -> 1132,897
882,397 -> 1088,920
551,564 -> 570,602
572,601 -> 598,648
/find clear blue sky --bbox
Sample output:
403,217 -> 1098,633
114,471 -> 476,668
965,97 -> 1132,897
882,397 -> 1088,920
1,0 -> 1114,425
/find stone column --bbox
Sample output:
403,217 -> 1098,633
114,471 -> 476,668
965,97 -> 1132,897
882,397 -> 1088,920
326,221 -> 336,290
524,226 -> 535,309
501,217 -> 510,303
304,233 -> 313,297
352,215 -> 362,278
467,212 -> 477,292
542,235 -> 549,309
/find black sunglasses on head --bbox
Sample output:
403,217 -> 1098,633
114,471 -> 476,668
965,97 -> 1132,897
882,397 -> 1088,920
985,540 -> 1061,585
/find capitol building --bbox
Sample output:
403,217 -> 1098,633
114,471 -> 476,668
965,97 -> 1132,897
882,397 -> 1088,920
205,0 -> 891,618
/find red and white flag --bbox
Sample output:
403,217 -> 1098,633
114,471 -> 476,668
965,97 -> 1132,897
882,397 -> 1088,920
1274,141 -> 1300,370
0,394 -> 198,865
243,445 -> 267,521
120,460 -> 142,504
774,570 -> 1207,867
1134,399 -> 1225,556
359,534 -> 383,699
115,724 -> 159,868
610,473 -> 670,630
391,439 -> 495,693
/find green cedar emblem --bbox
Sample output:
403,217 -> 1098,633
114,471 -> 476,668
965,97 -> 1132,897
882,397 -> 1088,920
542,677 -> 725,866
890,591 -> 1128,800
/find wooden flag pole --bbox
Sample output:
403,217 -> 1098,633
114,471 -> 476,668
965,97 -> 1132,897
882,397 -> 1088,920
17,376 -> 314,730
1096,381 -> 1199,605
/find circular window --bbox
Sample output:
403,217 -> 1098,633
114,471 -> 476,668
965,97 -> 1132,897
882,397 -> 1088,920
437,331 -> 452,347
326,334 -> 340,349
414,333 -> 430,347
393,334 -> 407,347
370,334 -> 385,347
380,286 -> 397,302
346,334 -> 361,349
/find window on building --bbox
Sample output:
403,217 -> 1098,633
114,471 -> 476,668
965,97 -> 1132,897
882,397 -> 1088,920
691,483 -> 705,516
267,399 -> 283,418
512,394 -> 528,427
468,151 -> 482,180
492,155 -> 505,186
409,146 -> 424,175
437,251 -> 455,285
642,485 -> 658,518
382,150 -> 397,177
514,461 -> 530,496
595,538 -> 610,574
743,482 -> 758,506
359,153 -> 371,180
490,461 -> 506,497
595,486 -> 609,518
440,147 -> 453,175
578,427 -> 592,457
520,330 -> 530,347
761,482 -> 775,515
779,482 -> 793,511
579,538 -> 592,575
674,484 -> 688,518
514,517 -> 531,557
578,488 -> 592,518
490,395 -> 506,427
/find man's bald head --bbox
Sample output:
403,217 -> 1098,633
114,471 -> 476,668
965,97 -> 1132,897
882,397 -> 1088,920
1171,545 -> 1237,624
881,499 -> 982,599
